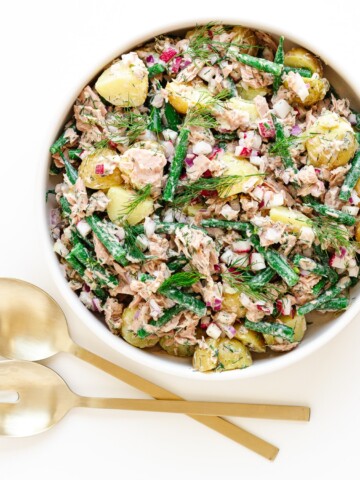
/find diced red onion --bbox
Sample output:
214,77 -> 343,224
208,146 -> 223,160
236,146 -> 252,157
92,298 -> 102,313
202,170 -> 212,178
214,264 -> 221,272
291,124 -> 302,136
159,48 -> 177,62
95,164 -> 104,175
146,55 -> 155,64
349,113 -> 357,125
83,283 -> 91,293
108,141 -> 118,149
76,219 -> 92,237
171,57 -> 182,73
340,247 -> 347,258
200,190 -> 218,197
185,156 -> 194,167
233,240 -> 251,253
206,323 -> 222,339
219,323 -> 236,339
50,208 -> 61,227
258,119 -> 275,138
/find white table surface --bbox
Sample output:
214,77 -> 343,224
1,1 -> 359,478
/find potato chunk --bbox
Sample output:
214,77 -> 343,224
284,76 -> 329,107
107,186 -> 154,225
121,307 -> 158,348
219,153 -> 263,197
166,81 -> 211,114
284,47 -> 323,75
305,111 -> 358,169
218,338 -> 253,371
231,26 -> 258,56
270,206 -> 310,233
234,323 -> 266,353
193,338 -> 220,372
222,292 -> 246,318
78,148 -> 122,189
263,314 -> 306,351
95,53 -> 148,107
159,337 -> 195,357
237,85 -> 270,100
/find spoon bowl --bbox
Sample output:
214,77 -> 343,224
0,278 -> 71,361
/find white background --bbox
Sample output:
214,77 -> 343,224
1,1 -> 360,479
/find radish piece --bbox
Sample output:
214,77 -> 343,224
206,323 -> 222,339
159,48 -> 177,62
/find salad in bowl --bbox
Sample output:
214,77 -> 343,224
48,23 -> 360,373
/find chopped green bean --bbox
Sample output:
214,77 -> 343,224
148,63 -> 166,78
60,152 -> 78,185
160,287 -> 206,317
164,102 -> 181,131
312,278 -> 327,296
273,36 -> 284,93
339,151 -> 360,201
251,236 -> 299,287
304,195 -> 356,226
201,219 -> 250,232
283,66 -> 312,78
137,304 -> 186,338
148,107 -> 163,133
293,254 -> 329,276
68,149 -> 82,160
71,243 -> 118,288
318,297 -> 349,311
163,128 -> 190,202
50,125 -> 76,155
86,215 -> 128,266
244,319 -> 294,342
168,255 -> 188,272
298,278 -> 351,315
246,267 -> 276,288
59,196 -> 71,216
235,53 -> 283,76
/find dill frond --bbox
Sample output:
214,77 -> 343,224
311,217 -> 356,253
94,139 -> 110,149
108,110 -> 149,145
183,90 -> 228,130
123,224 -> 146,261
158,271 -> 203,292
118,184 -> 152,219
172,174 -> 265,207
221,267 -> 279,303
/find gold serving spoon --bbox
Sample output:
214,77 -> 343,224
0,278 -> 309,458
0,360 -> 309,437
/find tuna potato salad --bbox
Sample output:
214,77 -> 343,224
48,24 -> 360,372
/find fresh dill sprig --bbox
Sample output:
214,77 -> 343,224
118,184 -> 152,219
186,23 -> 261,64
172,174 -> 265,207
221,266 -> 279,303
108,110 -> 149,145
158,271 -> 203,292
269,133 -> 318,158
94,139 -> 110,149
183,90 -> 228,130
123,224 -> 146,261
311,217 -> 356,253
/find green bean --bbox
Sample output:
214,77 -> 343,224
71,229 -> 93,249
160,287 -> 206,317
138,273 -> 154,282
313,245 -> 338,286
163,128 -> 190,202
271,114 -> 297,171
148,63 -> 166,78
164,102 -> 181,131
312,278 -> 327,296
213,132 -> 238,143
137,304 -> 186,338
68,149 -> 82,160
244,319 -> 294,342
86,215 -> 128,266
303,195 -> 356,226
148,107 -> 163,133
339,151 -> 360,201
71,243 -> 118,288
246,267 -> 276,288
59,196 -> 71,216
283,66 -> 312,78
65,252 -> 107,301
251,236 -> 299,287
292,254 -> 329,276
318,297 -> 349,311
49,163 -> 63,175
273,36 -> 284,93
50,125 -> 76,154
235,53 -> 283,76
168,255 -> 188,272
60,152 -> 78,185
298,278 -> 351,315
131,222 -> 205,236
201,219 -> 249,232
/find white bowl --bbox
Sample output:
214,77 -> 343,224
40,19 -> 360,381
